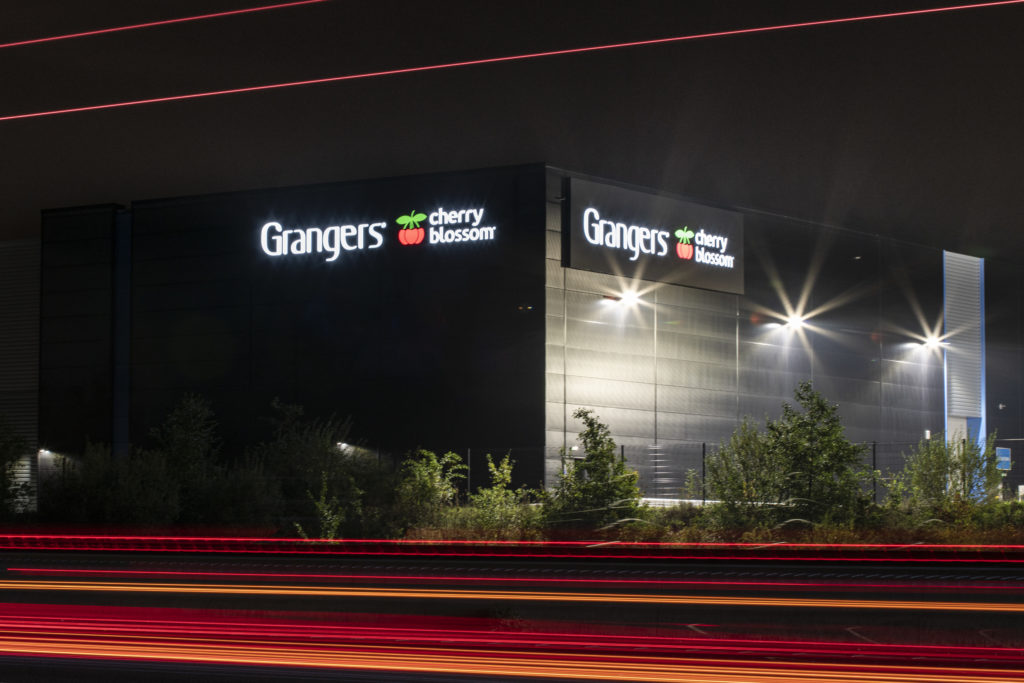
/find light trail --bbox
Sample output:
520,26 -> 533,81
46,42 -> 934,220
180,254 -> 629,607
1,580 -> 1020,612
1,0 -> 1023,123
9,567 -> 1024,594
1,607 -> 1021,664
0,0 -> 328,50
0,634 -> 1019,682
1,534 -> 1023,562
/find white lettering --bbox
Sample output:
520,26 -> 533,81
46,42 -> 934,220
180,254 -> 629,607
367,222 -> 384,248
580,207 -> 672,262
340,224 -> 358,250
429,226 -> 497,244
324,226 -> 341,261
655,230 -> 668,256
261,218 -> 386,261
695,245 -> 735,268
695,229 -> 728,253
261,222 -> 284,256
583,209 -> 601,244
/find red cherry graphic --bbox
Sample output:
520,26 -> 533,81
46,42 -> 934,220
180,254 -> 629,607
399,227 -> 424,245
676,242 -> 693,260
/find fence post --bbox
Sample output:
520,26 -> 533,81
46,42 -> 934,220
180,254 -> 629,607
621,444 -> 625,463
872,441 -> 877,504
701,442 -> 706,505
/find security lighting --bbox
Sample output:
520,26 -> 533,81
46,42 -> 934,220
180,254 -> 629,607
619,291 -> 640,306
784,314 -> 804,329
923,336 -> 943,349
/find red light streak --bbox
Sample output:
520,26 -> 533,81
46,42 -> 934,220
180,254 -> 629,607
1,0 -> 1022,123
0,0 -> 329,50
9,567 -> 1023,594
0,603 -> 1020,661
2,534 -> 1024,562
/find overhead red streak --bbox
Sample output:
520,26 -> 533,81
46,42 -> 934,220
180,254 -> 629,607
1,0 -> 1022,123
0,0 -> 328,50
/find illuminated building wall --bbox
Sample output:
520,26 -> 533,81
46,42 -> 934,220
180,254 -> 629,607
33,165 -> 1022,492
545,171 -> 956,484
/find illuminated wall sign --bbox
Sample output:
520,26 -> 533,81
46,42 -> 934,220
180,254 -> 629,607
428,206 -> 496,244
260,206 -> 496,261
565,178 -> 744,294
261,221 -> 386,261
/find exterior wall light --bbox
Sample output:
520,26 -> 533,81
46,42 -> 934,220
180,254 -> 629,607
785,314 -> 804,329
923,336 -> 944,349
619,291 -> 640,306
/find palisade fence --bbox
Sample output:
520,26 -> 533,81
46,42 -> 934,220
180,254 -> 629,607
455,441 -> 989,504
618,441 -> 923,503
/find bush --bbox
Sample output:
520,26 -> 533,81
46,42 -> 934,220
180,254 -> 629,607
40,441 -> 179,527
542,408 -> 641,533
460,454 -> 541,540
704,382 -> 872,532
888,433 -> 1001,523
394,449 -> 467,533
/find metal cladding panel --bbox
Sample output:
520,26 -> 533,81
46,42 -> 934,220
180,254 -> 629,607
565,376 -> 655,412
943,251 -> 984,418
0,239 -> 40,448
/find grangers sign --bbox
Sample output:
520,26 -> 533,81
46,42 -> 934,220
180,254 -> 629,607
260,205 -> 497,261
565,178 -> 744,294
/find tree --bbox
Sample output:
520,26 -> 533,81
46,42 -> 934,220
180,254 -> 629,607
543,408 -> 641,531
705,417 -> 785,528
767,382 -> 871,525
146,394 -> 224,525
395,449 -> 467,531
705,382 -> 871,529
250,398 -> 358,532
890,432 -> 1000,519
464,454 -> 540,540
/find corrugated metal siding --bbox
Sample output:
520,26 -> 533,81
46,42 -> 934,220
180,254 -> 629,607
0,239 -> 40,450
944,251 -> 984,417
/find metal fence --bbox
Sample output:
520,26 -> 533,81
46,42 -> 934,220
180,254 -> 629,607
434,438 -> 1022,503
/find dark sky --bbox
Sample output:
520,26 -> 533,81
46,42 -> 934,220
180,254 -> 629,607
2,0 -> 1022,260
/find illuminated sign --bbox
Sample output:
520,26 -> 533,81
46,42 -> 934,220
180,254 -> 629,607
428,206 -> 496,244
261,221 -> 386,262
260,205 -> 496,260
565,178 -> 743,294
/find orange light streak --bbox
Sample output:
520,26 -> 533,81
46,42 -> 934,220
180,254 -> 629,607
1,580 -> 1020,613
0,635 -> 1018,682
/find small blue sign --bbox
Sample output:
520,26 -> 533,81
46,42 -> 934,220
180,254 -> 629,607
996,447 -> 1012,471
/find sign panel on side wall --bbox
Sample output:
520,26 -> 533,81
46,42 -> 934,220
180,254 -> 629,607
564,177 -> 744,294
997,446 -> 1011,471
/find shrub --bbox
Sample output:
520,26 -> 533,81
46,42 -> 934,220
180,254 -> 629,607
542,408 -> 641,532
704,382 -> 872,532
394,449 -> 467,532
461,454 -> 541,540
888,432 -> 1001,522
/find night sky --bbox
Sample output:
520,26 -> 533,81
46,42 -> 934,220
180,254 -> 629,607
2,0 -> 1022,261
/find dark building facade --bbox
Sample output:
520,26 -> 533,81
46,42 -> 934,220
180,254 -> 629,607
36,164 -> 1024,494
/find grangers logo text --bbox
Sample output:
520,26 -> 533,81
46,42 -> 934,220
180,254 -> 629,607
582,207 -> 736,269
261,221 -> 386,262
